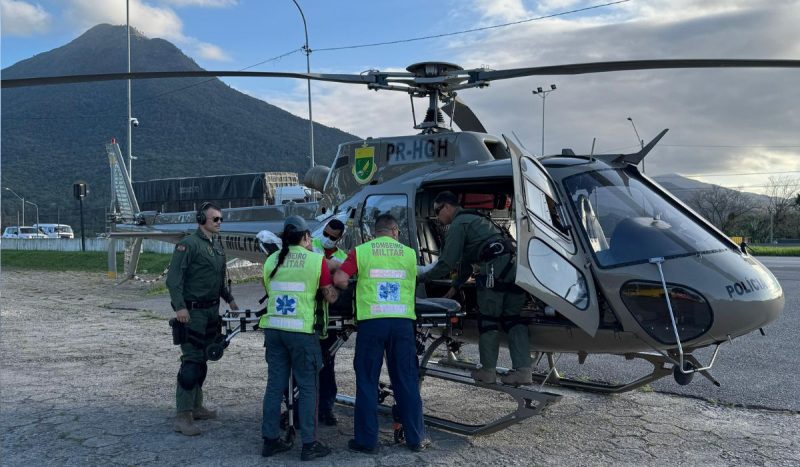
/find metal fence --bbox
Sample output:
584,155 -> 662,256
1,238 -> 175,254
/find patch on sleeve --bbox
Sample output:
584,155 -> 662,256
175,244 -> 187,252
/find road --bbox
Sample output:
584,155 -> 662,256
0,260 -> 797,466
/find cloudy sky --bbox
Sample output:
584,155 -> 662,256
3,0 -> 799,193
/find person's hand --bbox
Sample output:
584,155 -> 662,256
444,287 -> 457,299
229,301 -> 239,311
326,257 -> 342,271
176,308 -> 190,323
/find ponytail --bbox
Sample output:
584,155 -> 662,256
269,226 -> 309,279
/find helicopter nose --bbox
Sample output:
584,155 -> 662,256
703,255 -> 784,341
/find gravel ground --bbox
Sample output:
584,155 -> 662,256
1,269 -> 798,466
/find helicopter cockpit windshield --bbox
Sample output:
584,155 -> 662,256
563,169 -> 729,268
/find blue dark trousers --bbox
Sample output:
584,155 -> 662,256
262,329 -> 322,445
318,333 -> 338,415
353,318 -> 425,449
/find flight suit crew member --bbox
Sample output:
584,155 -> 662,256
260,216 -> 339,461
418,191 -> 532,386
166,202 -> 238,436
310,218 -> 347,426
333,214 -> 429,454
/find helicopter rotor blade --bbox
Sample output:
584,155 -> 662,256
441,96 -> 487,133
0,70 -> 386,89
470,59 -> 800,83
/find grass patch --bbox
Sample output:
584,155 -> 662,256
2,250 -> 171,272
749,245 -> 800,256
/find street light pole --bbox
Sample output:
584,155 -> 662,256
25,200 -> 40,229
626,116 -> 645,173
532,84 -> 557,156
126,0 -> 133,182
5,187 -> 25,225
291,0 -> 315,169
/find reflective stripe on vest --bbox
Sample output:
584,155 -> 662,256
259,246 -> 322,333
311,237 -> 348,261
355,237 -> 416,321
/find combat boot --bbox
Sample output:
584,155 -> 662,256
174,411 -> 201,436
500,367 -> 533,386
192,406 -> 218,420
470,367 -> 497,384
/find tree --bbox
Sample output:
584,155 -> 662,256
689,185 -> 758,233
764,176 -> 800,241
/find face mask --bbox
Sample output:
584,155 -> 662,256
320,236 -> 338,249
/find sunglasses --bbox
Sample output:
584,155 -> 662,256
433,204 -> 444,216
212,216 -> 223,223
323,230 -> 340,241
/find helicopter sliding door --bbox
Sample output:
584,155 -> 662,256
505,137 -> 600,336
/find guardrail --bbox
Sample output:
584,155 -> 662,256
1,238 -> 175,254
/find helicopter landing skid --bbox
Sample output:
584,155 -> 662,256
418,335 -> 561,436
528,352 -> 677,394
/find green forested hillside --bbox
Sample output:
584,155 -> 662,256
1,24 -> 358,233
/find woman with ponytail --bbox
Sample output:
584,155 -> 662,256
259,216 -> 339,461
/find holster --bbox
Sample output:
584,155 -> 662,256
169,318 -> 188,345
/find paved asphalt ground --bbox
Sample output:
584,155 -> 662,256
1,257 -> 798,465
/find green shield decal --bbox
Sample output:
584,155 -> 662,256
353,146 -> 377,184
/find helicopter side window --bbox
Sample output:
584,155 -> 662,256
520,158 -> 571,241
360,194 -> 411,245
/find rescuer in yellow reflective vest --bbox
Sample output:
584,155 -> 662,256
259,216 -> 339,461
333,213 -> 430,454
310,218 -> 348,426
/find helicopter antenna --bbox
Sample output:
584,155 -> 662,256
590,137 -> 596,162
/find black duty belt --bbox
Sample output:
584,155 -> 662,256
185,298 -> 220,310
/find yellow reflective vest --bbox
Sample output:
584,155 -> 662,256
260,246 -> 322,333
355,237 -> 416,321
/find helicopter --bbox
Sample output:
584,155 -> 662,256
3,58 -> 795,436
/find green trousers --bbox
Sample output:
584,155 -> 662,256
476,288 -> 531,370
176,306 -> 219,413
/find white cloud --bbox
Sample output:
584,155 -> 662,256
0,0 -> 52,36
64,0 -> 232,61
195,41 -> 231,61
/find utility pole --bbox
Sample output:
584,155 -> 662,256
532,84 -> 557,156
126,0 -> 133,182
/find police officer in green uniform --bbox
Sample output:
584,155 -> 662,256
310,219 -> 348,426
419,191 -> 532,386
260,216 -> 339,461
166,202 -> 238,436
333,213 -> 429,454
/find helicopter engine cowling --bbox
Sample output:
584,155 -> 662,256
304,165 -> 330,193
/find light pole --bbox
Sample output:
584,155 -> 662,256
25,200 -> 40,229
5,187 -> 25,225
127,0 -> 133,182
532,84 -> 557,156
626,116 -> 645,173
291,0 -> 315,169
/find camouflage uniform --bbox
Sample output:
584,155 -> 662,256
166,228 -> 234,413
420,206 -> 531,371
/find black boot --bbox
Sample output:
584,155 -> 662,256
300,441 -> 331,461
318,410 -> 338,426
262,437 -> 292,457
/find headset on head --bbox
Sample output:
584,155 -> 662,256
196,202 -> 213,225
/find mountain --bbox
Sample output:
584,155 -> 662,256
652,173 -> 771,206
1,24 -> 358,232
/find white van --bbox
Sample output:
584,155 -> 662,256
273,185 -> 313,204
33,223 -> 74,239
2,226 -> 48,239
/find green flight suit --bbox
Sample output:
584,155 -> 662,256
420,207 -> 531,370
166,228 -> 235,413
